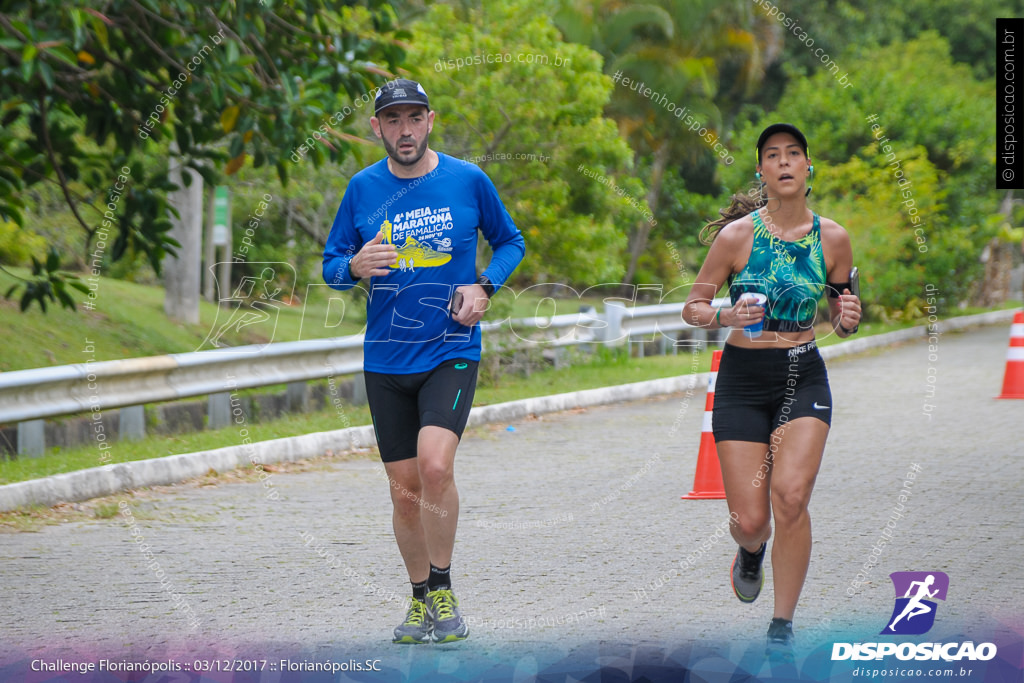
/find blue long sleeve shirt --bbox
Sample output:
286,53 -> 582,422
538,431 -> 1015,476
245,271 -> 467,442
323,152 -> 525,374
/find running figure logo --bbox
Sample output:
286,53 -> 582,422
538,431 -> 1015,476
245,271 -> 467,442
881,571 -> 949,635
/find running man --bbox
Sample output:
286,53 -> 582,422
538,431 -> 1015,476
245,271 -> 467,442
889,575 -> 939,631
323,79 -> 525,644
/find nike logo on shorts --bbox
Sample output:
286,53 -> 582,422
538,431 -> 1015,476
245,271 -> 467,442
813,402 -> 830,410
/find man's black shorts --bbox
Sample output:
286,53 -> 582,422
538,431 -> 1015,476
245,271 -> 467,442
712,341 -> 832,444
364,358 -> 479,463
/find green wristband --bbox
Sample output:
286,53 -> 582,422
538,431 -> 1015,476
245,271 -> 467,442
715,307 -> 721,326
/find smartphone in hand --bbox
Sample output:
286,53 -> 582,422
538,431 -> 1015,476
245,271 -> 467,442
449,289 -> 464,319
848,267 -> 860,332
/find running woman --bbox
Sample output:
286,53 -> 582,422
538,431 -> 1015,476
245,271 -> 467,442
682,123 -> 861,660
323,79 -> 525,644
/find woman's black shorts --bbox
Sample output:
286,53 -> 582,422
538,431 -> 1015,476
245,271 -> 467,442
364,358 -> 479,462
712,341 -> 832,444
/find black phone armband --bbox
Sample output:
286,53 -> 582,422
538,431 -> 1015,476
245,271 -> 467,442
827,281 -> 851,298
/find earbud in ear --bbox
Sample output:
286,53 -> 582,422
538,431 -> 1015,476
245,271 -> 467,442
755,172 -> 761,181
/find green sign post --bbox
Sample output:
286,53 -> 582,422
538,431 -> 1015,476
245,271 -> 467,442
212,186 -> 230,246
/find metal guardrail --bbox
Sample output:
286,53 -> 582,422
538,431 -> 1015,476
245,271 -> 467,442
0,337 -> 366,424
479,298 -> 730,346
0,299 -> 726,455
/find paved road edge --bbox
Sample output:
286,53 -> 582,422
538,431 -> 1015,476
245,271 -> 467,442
0,309 -> 1015,512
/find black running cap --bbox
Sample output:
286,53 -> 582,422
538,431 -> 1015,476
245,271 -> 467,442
374,79 -> 430,115
756,123 -> 809,164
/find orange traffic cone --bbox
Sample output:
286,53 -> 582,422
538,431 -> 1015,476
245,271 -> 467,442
682,349 -> 726,500
996,310 -> 1024,399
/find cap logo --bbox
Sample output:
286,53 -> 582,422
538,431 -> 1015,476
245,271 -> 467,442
392,88 -> 407,98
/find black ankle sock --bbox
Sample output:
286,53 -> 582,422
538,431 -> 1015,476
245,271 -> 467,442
769,617 -> 793,631
411,580 -> 428,602
428,564 -> 451,592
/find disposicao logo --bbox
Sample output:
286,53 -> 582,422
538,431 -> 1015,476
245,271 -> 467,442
882,571 -> 948,635
832,571 -> 997,662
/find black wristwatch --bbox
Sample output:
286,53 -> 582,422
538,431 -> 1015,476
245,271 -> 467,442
477,274 -> 495,298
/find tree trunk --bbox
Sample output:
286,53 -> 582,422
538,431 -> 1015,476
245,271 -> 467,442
977,239 -> 1015,307
974,190 -> 1017,307
623,145 -> 668,285
163,154 -> 203,324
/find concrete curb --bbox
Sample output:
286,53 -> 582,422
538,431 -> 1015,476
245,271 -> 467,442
0,309 -> 1016,512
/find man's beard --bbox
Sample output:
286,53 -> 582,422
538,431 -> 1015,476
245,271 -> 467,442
383,134 -> 428,166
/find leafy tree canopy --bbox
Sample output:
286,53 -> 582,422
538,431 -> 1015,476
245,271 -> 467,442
0,0 -> 406,311
407,0 -> 638,286
721,33 -> 997,311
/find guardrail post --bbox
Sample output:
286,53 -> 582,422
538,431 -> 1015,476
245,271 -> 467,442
208,392 -> 232,429
690,328 -> 708,351
286,381 -> 309,412
674,337 -> 703,353
17,420 -> 45,457
119,406 -> 146,441
351,372 -> 367,405
601,302 -> 626,348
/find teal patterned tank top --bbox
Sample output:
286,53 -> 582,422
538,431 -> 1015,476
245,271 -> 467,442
729,210 -> 827,331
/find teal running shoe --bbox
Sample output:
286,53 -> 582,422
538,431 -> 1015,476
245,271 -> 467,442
766,617 -> 796,663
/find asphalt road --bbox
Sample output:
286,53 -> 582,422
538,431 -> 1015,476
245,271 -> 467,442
0,323 -> 1020,682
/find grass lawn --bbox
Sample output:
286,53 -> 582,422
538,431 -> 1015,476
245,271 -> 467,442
0,266 -> 368,371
